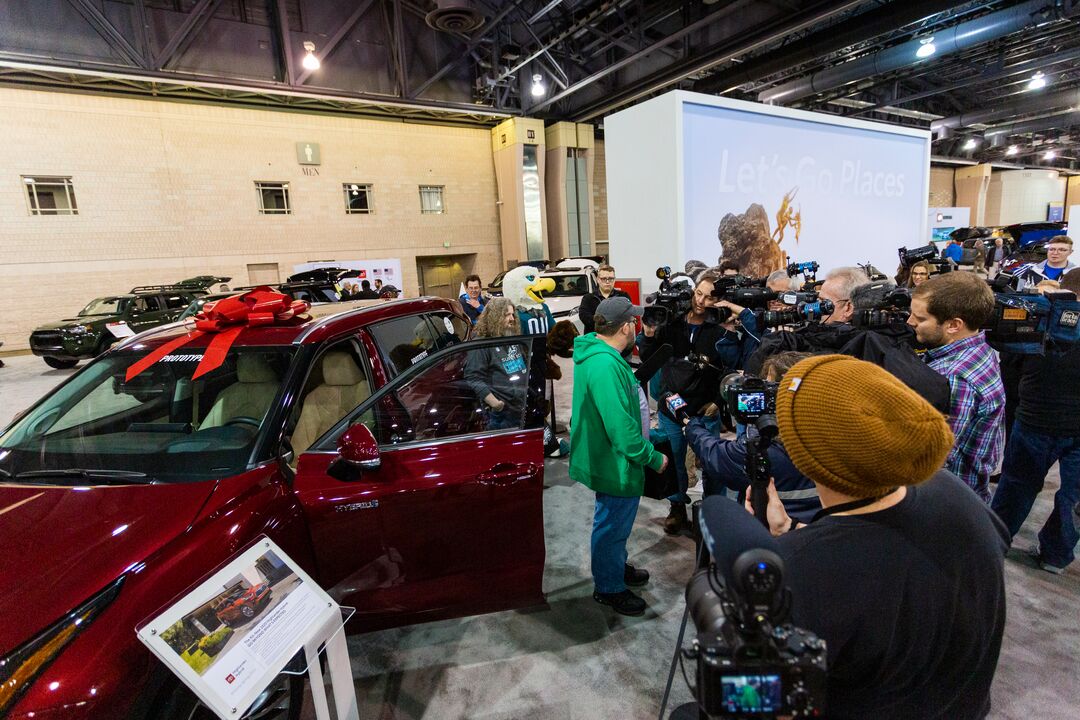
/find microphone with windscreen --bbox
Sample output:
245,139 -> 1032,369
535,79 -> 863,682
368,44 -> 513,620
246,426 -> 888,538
633,342 -> 672,383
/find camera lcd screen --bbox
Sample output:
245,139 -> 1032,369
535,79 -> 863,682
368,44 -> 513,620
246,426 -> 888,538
737,392 -> 766,414
720,674 -> 782,713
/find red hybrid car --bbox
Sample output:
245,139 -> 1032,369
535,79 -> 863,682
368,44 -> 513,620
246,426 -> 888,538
214,583 -> 273,628
0,296 -> 547,719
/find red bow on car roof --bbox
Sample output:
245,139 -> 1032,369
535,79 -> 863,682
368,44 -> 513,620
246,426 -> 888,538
125,287 -> 309,381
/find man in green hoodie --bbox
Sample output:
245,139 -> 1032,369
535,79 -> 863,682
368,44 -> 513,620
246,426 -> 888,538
571,296 -> 668,616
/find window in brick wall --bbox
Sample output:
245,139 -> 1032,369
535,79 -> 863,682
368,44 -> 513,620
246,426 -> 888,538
256,182 -> 291,214
23,176 -> 78,215
343,183 -> 373,214
419,185 -> 445,214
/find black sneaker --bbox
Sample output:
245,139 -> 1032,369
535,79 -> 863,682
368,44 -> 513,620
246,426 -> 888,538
1029,545 -> 1066,575
624,563 -> 650,587
593,589 -> 647,616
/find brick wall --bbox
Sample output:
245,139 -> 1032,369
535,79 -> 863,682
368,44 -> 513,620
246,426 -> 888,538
0,88 -> 504,351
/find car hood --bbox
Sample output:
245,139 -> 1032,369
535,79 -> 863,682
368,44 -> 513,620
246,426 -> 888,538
0,482 -> 215,652
33,318 -> 109,331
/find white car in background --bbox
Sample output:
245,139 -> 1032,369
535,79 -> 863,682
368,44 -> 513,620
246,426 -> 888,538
484,258 -> 600,333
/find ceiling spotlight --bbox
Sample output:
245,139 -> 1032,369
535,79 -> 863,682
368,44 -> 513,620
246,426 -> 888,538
916,36 -> 936,59
963,138 -> 977,150
1006,145 -> 1018,156
531,73 -> 546,97
1028,71 -> 1047,91
1045,149 -> 1056,160
302,41 -> 320,71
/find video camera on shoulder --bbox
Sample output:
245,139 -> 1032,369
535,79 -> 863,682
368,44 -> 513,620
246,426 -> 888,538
851,283 -> 911,329
675,498 -> 827,719
898,244 -> 956,274
984,276 -> 1080,355
643,266 -> 695,327
711,275 -> 778,309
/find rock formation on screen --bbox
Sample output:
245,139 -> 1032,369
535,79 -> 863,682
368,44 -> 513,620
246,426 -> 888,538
717,203 -> 786,277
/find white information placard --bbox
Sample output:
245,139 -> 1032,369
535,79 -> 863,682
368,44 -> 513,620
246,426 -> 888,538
137,538 -> 340,719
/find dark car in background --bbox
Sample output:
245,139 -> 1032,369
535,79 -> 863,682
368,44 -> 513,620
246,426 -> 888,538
0,297 -> 546,720
286,267 -> 359,283
28,285 -> 204,369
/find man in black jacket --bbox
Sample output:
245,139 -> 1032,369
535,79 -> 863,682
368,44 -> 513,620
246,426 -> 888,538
748,354 -> 1008,720
578,264 -> 630,334
684,351 -> 820,522
991,269 -> 1080,573
638,271 -> 727,534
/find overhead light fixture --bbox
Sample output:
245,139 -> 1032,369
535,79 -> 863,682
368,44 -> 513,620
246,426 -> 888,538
531,73 -> 546,97
916,36 -> 936,59
1045,149 -> 1056,160
1006,145 -> 1018,156
302,41 -> 320,71
1028,71 -> 1047,91
963,138 -> 977,150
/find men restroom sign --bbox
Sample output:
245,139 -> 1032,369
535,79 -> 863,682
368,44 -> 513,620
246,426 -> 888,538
296,142 -> 321,165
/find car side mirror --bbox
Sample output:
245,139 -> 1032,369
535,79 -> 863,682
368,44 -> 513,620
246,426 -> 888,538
328,423 -> 380,481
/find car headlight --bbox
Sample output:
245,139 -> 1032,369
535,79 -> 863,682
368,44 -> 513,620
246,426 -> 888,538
69,325 -> 89,336
0,577 -> 124,714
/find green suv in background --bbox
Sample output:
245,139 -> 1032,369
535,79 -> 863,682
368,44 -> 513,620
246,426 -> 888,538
29,285 -> 205,368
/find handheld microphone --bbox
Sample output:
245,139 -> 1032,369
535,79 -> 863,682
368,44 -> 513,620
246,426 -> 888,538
633,342 -> 672,382
659,391 -> 690,424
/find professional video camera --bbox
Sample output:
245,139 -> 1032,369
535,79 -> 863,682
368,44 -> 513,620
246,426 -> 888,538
669,498 -> 827,719
983,275 -> 1080,354
759,298 -> 835,328
711,275 -> 779,309
898,244 -> 956,274
850,283 -> 911,329
644,266 -> 696,326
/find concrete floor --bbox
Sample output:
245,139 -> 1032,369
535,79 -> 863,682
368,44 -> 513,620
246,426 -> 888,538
1,353 -> 1077,719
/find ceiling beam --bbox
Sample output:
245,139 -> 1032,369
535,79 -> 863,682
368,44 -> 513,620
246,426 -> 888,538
274,0 -> 296,86
65,0 -> 146,69
153,0 -> 224,70
411,0 -> 525,99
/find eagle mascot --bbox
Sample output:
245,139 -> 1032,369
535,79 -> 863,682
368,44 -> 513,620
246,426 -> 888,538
501,265 -> 579,456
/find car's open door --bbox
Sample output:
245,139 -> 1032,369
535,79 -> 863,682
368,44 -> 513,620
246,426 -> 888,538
291,334 -> 548,629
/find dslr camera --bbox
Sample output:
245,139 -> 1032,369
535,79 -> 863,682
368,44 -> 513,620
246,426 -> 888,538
720,375 -> 777,424
677,498 -> 827,718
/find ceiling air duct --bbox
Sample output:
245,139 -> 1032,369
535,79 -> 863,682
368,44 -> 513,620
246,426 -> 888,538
426,0 -> 485,33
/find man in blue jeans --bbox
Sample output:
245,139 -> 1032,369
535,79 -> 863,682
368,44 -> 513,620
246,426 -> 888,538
991,269 -> 1080,573
638,272 -> 727,534
571,297 -> 668,616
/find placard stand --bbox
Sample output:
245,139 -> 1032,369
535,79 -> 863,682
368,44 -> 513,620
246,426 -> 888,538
280,606 -> 358,720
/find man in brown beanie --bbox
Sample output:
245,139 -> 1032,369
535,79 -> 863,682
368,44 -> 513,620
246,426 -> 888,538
747,354 -> 1009,720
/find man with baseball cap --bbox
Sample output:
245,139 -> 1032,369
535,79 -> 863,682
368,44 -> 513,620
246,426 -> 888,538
570,296 -> 669,616
746,354 -> 1008,719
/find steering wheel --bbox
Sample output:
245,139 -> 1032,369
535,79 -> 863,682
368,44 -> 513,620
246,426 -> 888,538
223,416 -> 261,429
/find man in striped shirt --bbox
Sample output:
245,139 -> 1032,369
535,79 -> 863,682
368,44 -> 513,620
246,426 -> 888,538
908,272 -> 1005,502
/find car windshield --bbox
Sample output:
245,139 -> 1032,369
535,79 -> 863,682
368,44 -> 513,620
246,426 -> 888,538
79,297 -> 127,316
0,344 -> 295,484
543,274 -> 590,297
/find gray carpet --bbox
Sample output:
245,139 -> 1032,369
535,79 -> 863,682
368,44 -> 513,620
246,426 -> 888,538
2,354 -> 1077,719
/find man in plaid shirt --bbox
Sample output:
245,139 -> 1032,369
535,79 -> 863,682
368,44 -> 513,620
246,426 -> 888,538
908,272 -> 1004,502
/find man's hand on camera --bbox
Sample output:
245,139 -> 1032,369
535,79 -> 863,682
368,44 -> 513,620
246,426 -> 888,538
744,479 -> 794,537
716,299 -> 745,314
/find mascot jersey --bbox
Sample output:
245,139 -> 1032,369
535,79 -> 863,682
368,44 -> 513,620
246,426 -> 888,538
501,265 -> 556,335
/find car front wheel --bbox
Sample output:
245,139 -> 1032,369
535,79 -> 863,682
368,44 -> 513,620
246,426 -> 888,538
43,356 -> 78,369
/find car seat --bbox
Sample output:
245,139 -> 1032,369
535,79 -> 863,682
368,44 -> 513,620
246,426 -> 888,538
291,351 -> 371,455
200,355 -> 280,428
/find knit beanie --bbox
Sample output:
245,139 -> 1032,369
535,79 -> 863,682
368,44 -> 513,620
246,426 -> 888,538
776,354 -> 954,498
